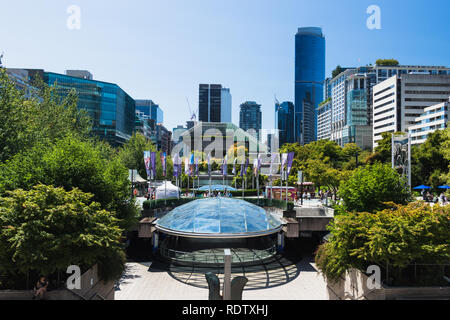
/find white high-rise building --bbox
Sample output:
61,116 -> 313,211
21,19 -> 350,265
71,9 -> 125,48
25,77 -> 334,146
372,74 -> 450,148
410,99 -> 449,145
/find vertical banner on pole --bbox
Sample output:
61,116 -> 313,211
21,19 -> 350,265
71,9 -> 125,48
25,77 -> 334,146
184,157 -> 189,195
281,153 -> 288,200
286,152 -> 294,204
222,155 -> 228,194
160,152 -> 167,204
232,158 -> 237,190
392,133 -> 411,188
207,153 -> 212,196
150,152 -> 156,199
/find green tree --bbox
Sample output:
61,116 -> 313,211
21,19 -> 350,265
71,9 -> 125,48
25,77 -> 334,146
0,69 -> 92,162
338,163 -> 411,213
118,132 -> 156,179
0,136 -> 139,230
375,58 -> 400,66
332,65 -> 344,78
0,185 -> 125,281
414,129 -> 449,188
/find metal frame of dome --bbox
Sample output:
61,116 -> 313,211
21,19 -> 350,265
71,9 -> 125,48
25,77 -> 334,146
155,197 -> 283,239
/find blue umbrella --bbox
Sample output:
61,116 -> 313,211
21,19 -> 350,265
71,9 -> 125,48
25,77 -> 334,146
413,185 -> 431,190
438,185 -> 450,189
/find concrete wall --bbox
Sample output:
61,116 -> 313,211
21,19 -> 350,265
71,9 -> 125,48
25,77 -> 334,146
0,265 -> 115,300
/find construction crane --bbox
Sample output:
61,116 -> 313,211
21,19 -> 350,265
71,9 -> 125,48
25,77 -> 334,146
186,97 -> 197,121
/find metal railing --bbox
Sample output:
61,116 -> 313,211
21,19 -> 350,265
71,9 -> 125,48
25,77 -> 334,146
159,245 -> 277,265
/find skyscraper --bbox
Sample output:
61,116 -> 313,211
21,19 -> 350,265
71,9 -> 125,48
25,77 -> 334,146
295,27 -> 325,144
275,101 -> 295,147
198,84 -> 232,123
239,101 -> 262,140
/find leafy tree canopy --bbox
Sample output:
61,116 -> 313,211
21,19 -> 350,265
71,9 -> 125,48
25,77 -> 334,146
338,163 -> 411,213
0,185 -> 125,281
375,58 -> 400,66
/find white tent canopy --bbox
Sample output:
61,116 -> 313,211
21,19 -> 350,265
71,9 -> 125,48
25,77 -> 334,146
129,169 -> 147,183
155,181 -> 180,200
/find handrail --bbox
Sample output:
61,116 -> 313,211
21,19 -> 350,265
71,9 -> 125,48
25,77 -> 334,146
159,244 -> 277,265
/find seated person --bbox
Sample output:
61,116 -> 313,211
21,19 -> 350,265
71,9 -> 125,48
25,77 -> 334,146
33,276 -> 48,300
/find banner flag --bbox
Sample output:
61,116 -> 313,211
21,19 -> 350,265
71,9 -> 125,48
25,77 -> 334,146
207,153 -> 212,175
287,152 -> 295,176
195,157 -> 199,177
144,151 -> 151,179
281,153 -> 288,174
184,157 -> 189,176
189,153 -> 195,177
160,152 -> 167,177
150,152 -> 156,179
232,158 -> 237,176
173,154 -> 180,177
269,153 -> 277,177
222,155 -> 228,177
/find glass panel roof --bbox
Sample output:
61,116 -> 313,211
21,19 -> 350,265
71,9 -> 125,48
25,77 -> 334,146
156,198 -> 282,236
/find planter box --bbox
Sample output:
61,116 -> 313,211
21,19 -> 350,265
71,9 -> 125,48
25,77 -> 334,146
325,268 -> 450,300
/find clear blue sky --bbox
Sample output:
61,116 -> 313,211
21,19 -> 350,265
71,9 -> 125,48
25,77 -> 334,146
1,0 -> 449,132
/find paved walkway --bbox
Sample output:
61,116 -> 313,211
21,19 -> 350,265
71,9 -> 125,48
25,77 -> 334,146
115,257 -> 328,300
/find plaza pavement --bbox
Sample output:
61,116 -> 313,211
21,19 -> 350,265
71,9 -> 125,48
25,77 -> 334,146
115,256 -> 329,300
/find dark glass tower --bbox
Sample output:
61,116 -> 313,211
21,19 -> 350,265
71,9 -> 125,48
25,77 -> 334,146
295,27 -> 325,144
239,101 -> 262,140
199,84 -> 223,122
275,101 -> 295,147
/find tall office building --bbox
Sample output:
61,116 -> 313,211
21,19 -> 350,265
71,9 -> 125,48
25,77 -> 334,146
239,101 -> 262,140
135,99 -> 164,124
373,74 -> 450,147
295,27 -> 325,144
343,71 -> 376,149
275,101 -> 295,147
221,88 -> 232,123
317,99 -> 332,141
7,68 -> 136,146
198,84 -> 232,123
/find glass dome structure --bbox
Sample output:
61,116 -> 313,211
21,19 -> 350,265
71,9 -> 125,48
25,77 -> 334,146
155,197 -> 282,238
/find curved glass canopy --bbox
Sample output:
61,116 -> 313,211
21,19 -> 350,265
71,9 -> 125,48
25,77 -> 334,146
197,185 -> 237,192
155,197 -> 282,238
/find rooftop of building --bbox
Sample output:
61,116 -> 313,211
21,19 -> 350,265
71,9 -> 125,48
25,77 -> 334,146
296,27 -> 324,37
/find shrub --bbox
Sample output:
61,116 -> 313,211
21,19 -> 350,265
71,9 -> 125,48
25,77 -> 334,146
316,202 -> 450,283
0,185 -> 125,282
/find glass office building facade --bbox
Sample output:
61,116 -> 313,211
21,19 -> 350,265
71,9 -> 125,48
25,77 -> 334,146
135,99 -> 164,124
43,72 -> 135,146
275,101 -> 295,147
239,101 -> 262,140
295,27 -> 325,144
199,84 -> 223,123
